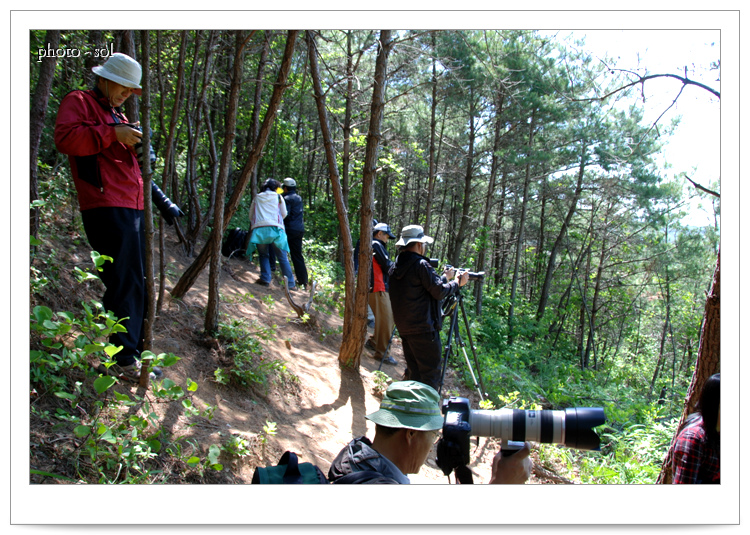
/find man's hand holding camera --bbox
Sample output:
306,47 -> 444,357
490,442 -> 532,484
444,266 -> 470,287
114,122 -> 142,147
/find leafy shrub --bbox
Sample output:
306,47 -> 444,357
214,317 -> 296,391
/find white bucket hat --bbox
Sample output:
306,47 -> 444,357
92,53 -> 142,95
395,224 -> 434,247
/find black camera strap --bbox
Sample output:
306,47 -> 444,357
454,465 -> 474,484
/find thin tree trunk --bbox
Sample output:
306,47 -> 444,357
583,208 -> 609,370
205,31 -> 249,333
156,31 -> 188,311
474,90 -> 505,313
138,31 -> 155,388
508,108 -> 536,344
346,30 -> 392,367
342,30 -> 355,213
171,31 -> 299,300
424,31 -> 439,236
493,164 -> 509,286
450,90 -> 476,266
536,140 -> 586,321
30,30 -> 60,242
307,30 -> 365,368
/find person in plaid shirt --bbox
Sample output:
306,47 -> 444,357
672,373 -> 720,484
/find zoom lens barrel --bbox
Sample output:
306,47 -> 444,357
437,397 -> 605,478
469,407 -> 605,450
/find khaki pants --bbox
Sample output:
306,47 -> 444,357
368,292 -> 395,358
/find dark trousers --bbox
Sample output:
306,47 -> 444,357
400,330 -> 442,391
286,229 -> 308,286
81,207 -> 146,366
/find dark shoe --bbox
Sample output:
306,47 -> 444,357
382,356 -> 397,365
365,339 -> 376,351
103,360 -> 161,382
255,279 -> 270,286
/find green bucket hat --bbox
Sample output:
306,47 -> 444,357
366,381 -> 443,431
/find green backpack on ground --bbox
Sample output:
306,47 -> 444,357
251,451 -> 329,484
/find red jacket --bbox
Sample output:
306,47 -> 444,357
54,88 -> 143,211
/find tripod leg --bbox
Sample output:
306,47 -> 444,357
455,332 -> 484,401
377,325 -> 398,372
459,296 -> 486,397
438,305 -> 460,396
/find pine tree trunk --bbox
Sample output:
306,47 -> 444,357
138,31 -> 156,387
508,108 -> 536,344
536,143 -> 585,322
170,31 -> 299,300
424,31 -> 439,236
449,91 -> 476,266
30,30 -> 60,242
158,30 -> 188,311
307,30 -> 363,368
343,30 -> 393,367
657,250 -> 720,483
205,31 -> 249,333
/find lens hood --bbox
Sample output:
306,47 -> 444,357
563,407 -> 606,450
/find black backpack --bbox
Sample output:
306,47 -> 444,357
251,451 -> 398,484
221,228 -> 248,258
331,471 -> 398,484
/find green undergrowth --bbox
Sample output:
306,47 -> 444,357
439,286 -> 688,484
213,317 -> 298,391
29,245 -> 291,484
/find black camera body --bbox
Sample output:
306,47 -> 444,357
127,123 -> 156,169
435,397 -> 472,476
435,396 -> 605,478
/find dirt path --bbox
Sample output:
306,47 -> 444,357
151,236 -> 505,484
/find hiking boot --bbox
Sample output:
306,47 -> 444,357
255,279 -> 270,286
105,360 -> 162,383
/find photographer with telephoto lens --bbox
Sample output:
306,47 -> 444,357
388,225 -> 468,390
437,396 -> 605,482
328,381 -> 530,484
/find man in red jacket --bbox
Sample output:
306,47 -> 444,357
55,52 -> 181,382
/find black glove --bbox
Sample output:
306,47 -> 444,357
151,182 -> 184,225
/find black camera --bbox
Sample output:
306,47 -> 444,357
127,123 -> 156,169
429,258 -> 440,268
445,265 -> 485,282
436,396 -> 605,479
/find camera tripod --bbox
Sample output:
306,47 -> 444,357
438,288 -> 486,401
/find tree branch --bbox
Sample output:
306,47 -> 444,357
684,175 -> 720,198
577,71 -> 720,102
